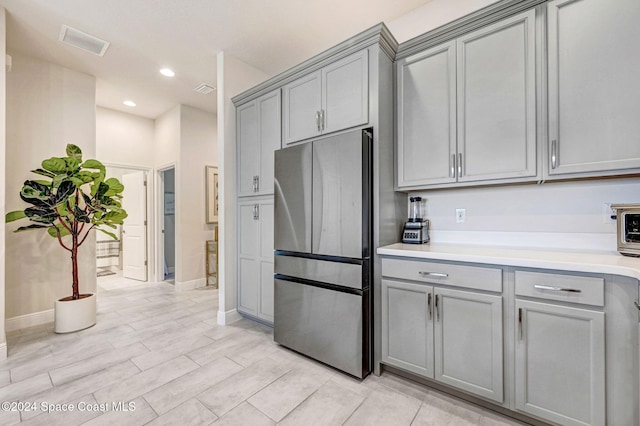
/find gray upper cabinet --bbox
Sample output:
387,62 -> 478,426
456,10 -> 537,183
283,50 -> 368,145
547,0 -> 640,177
237,89 -> 281,197
397,42 -> 457,187
396,9 -> 537,189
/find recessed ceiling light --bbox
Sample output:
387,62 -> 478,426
123,100 -> 136,107
160,68 -> 175,77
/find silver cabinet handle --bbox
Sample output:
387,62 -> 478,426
450,154 -> 456,178
458,153 -> 463,177
253,204 -> 260,220
518,308 -> 523,341
255,176 -> 259,192
551,139 -> 557,169
315,111 -> 321,132
427,293 -> 432,320
419,271 -> 448,279
435,294 -> 440,322
533,284 -> 582,293
320,109 -> 325,131
253,176 -> 259,192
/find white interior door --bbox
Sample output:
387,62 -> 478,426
122,171 -> 147,281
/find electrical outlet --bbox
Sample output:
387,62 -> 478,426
603,203 -> 616,224
456,208 -> 466,223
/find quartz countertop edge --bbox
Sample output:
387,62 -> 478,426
377,243 -> 640,281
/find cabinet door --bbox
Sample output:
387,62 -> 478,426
547,0 -> 640,176
237,102 -> 260,196
515,300 -> 605,426
397,42 -> 457,188
258,201 -> 274,322
257,90 -> 281,195
322,50 -> 368,135
456,9 -> 537,182
238,202 -> 260,316
434,287 -> 503,403
283,71 -> 322,145
381,279 -> 433,378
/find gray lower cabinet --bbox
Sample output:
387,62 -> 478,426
381,278 -> 503,403
547,0 -> 640,178
514,270 -> 605,425
515,300 -> 605,426
237,198 -> 274,324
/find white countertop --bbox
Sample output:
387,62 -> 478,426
377,242 -> 640,281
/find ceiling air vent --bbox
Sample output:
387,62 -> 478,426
194,83 -> 216,95
59,25 -> 110,56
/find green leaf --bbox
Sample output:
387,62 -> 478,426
16,224 -> 50,232
47,223 -> 71,238
97,228 -> 118,240
82,159 -> 105,173
42,157 -> 67,173
31,168 -> 56,178
66,144 -> 83,161
24,206 -> 57,224
5,210 -> 27,223
54,180 -> 76,205
104,178 -> 125,196
20,180 -> 53,208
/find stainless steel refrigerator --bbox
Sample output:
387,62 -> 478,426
274,128 -> 373,379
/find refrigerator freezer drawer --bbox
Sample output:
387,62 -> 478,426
275,255 -> 364,290
274,279 -> 369,378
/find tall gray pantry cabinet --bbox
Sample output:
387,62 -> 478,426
233,24 -> 405,328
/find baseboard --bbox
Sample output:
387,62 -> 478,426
174,277 -> 206,292
0,341 -> 6,361
217,308 -> 242,325
6,309 -> 54,332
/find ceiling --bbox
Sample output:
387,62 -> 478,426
0,0 -> 433,119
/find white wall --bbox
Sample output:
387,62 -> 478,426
177,105 -> 217,288
96,106 -> 155,168
415,179 -> 640,250
217,51 -> 269,324
154,106 -> 181,168
0,7 -> 7,358
388,0 -> 501,43
5,52 -> 96,325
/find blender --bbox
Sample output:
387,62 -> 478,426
402,196 -> 430,244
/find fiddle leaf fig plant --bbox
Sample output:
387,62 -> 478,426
5,144 -> 128,300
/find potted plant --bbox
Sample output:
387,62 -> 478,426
5,144 -> 127,333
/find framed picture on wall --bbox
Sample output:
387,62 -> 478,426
206,165 -> 219,223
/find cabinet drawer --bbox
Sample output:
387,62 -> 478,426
515,270 -> 604,307
381,258 -> 502,293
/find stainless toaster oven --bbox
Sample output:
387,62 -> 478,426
612,204 -> 640,257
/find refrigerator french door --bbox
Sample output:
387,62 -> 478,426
274,128 -> 373,378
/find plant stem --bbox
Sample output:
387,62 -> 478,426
71,230 -> 79,300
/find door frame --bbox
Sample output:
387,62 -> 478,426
102,163 -> 152,282
155,163 -> 177,284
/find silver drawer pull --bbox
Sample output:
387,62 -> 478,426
533,284 -> 581,293
419,272 -> 448,279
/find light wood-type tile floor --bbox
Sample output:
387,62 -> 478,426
0,274 -> 528,425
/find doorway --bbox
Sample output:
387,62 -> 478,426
159,167 -> 176,284
96,165 -> 150,284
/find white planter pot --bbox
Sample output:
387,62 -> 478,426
54,293 -> 97,333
